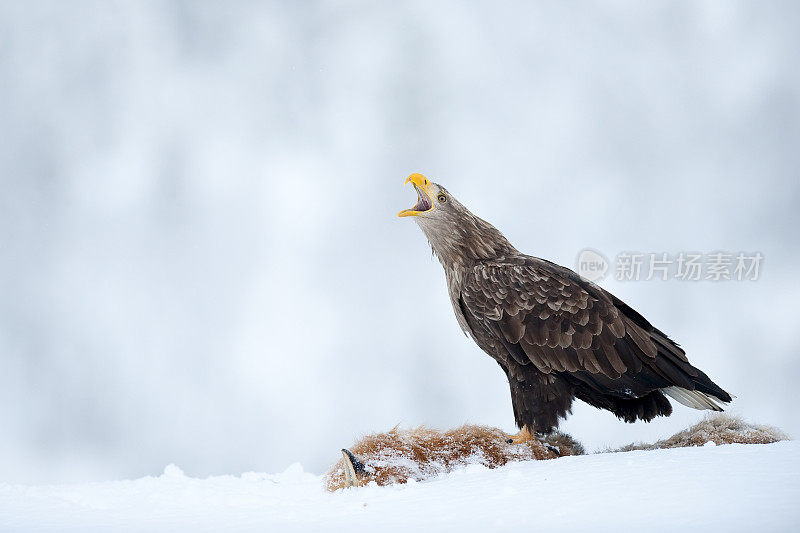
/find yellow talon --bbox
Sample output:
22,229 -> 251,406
506,425 -> 536,444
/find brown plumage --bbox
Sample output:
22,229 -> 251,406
398,173 -> 732,434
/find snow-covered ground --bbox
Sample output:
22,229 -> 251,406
1,442 -> 797,532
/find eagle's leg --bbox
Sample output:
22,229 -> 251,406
505,425 -> 536,444
506,426 -> 562,455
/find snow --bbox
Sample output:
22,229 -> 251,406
1,442 -> 798,532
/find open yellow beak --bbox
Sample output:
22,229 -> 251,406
398,173 -> 435,217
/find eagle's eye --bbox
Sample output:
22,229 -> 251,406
437,194 -> 447,203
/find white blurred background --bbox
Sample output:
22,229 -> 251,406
1,1 -> 798,484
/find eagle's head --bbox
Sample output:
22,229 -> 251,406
397,173 -> 460,222
397,173 -> 516,265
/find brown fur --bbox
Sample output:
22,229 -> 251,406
325,415 -> 787,491
612,414 -> 789,452
325,424 -> 583,491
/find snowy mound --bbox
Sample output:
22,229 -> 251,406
614,414 -> 788,451
325,415 -> 785,490
1,442 -> 798,532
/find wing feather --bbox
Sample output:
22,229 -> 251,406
458,258 -> 730,405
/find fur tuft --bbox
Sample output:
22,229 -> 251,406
614,413 -> 788,452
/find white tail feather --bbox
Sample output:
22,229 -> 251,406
663,386 -> 727,411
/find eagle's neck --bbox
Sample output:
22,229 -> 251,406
416,213 -> 518,271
